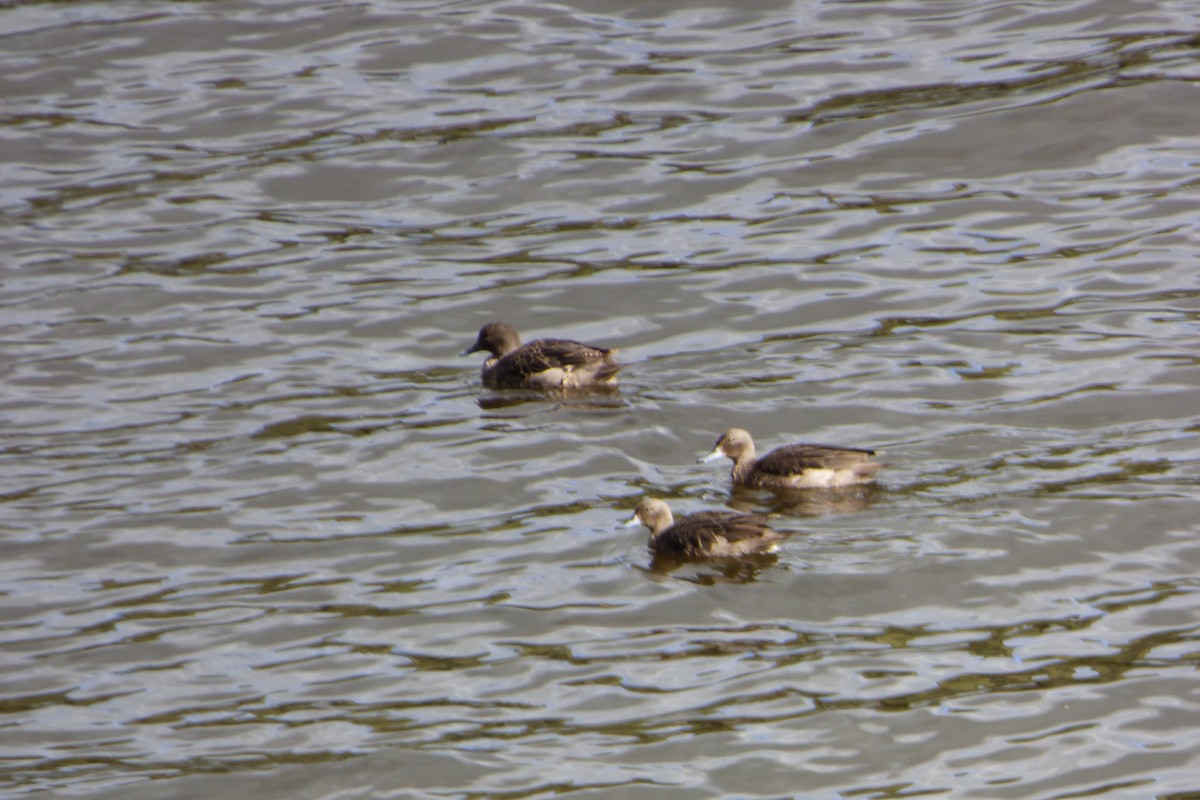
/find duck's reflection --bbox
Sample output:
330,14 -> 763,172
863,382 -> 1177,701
475,388 -> 625,412
722,483 -> 883,516
646,550 -> 782,583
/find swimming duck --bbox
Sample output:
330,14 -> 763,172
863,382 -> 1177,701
701,428 -> 882,489
624,497 -> 786,559
461,322 -> 621,391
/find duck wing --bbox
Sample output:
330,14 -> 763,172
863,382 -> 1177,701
755,443 -> 879,475
661,511 -> 779,557
504,338 -> 616,375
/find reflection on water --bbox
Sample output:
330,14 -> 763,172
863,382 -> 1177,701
723,484 -> 884,516
3,0 -> 1200,798
645,550 -> 782,583
474,389 -> 628,412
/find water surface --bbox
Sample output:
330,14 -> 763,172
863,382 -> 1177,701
2,0 -> 1200,798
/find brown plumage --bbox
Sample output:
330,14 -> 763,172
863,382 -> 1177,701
624,498 -> 786,559
461,322 -> 621,391
701,428 -> 882,489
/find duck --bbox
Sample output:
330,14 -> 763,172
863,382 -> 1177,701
460,322 -> 621,391
701,427 -> 882,489
624,497 -> 787,559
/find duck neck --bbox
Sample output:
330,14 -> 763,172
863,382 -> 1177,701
730,446 -> 757,482
494,332 -> 521,358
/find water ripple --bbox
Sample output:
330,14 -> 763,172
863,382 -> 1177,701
3,0 -> 1200,798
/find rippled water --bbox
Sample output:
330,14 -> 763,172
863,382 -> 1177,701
3,1 -> 1200,797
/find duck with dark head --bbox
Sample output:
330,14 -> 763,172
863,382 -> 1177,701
461,322 -> 621,392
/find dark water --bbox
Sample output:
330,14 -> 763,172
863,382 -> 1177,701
3,1 -> 1200,797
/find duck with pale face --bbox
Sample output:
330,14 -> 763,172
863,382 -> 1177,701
701,428 -> 883,490
624,497 -> 787,559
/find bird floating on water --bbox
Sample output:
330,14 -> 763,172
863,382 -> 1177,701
624,497 -> 787,559
701,428 -> 883,490
461,321 -> 621,391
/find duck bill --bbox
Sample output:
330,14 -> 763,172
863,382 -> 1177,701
698,447 -> 724,464
622,514 -> 642,528
459,340 -> 483,357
